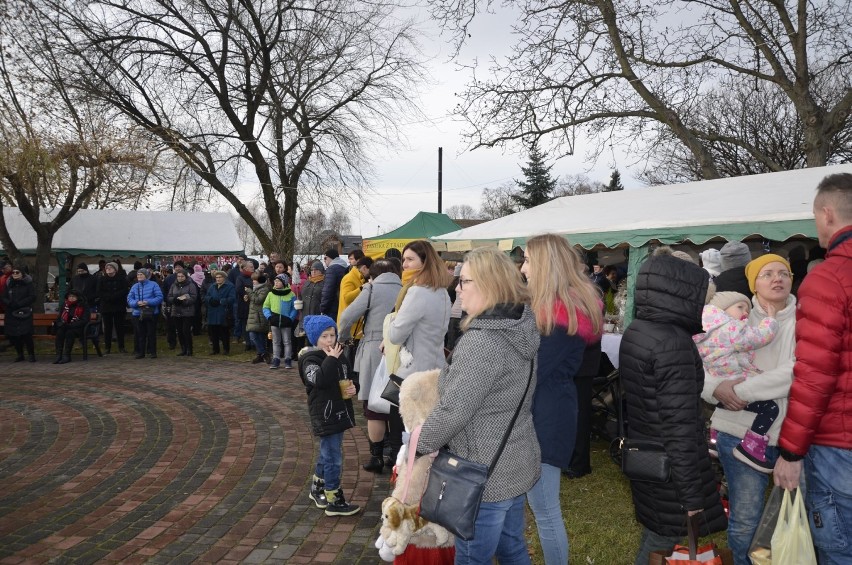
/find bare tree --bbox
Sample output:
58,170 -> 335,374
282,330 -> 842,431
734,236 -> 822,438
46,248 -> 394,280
55,0 -> 426,258
429,0 -> 851,179
642,78 -> 852,184
0,8 -> 152,308
552,174 -> 605,197
295,208 -> 353,254
479,181 -> 519,220
445,204 -> 481,219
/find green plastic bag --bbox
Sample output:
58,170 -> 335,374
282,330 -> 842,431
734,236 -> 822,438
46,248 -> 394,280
770,489 -> 816,565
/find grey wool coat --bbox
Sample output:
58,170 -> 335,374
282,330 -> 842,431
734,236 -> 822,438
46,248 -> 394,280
418,304 -> 542,503
338,272 -> 402,401
387,285 -> 451,378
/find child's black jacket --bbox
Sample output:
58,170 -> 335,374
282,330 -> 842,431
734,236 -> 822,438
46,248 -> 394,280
298,347 -> 359,437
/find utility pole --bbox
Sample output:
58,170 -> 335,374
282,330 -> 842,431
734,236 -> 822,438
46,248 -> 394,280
437,147 -> 443,213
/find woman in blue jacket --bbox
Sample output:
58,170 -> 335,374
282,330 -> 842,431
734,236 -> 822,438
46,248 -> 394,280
520,234 -> 603,565
127,268 -> 164,359
204,271 -> 236,355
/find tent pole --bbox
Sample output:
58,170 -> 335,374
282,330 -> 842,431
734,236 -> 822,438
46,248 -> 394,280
623,244 -> 650,329
56,252 -> 67,303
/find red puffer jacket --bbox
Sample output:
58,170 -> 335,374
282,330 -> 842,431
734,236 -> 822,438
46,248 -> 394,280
780,225 -> 852,455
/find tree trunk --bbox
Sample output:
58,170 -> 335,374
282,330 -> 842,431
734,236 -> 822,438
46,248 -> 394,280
31,231 -> 55,313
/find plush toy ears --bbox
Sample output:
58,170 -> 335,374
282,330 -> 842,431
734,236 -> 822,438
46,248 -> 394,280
382,498 -> 405,529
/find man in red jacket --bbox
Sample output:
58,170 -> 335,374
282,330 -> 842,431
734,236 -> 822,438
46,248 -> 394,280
775,172 -> 852,565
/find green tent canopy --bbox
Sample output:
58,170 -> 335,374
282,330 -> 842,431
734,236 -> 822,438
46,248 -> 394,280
363,211 -> 460,258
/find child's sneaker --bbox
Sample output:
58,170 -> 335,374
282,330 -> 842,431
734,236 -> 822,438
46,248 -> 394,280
324,488 -> 360,516
308,475 -> 327,508
269,357 -> 280,370
284,358 -> 293,370
733,430 -> 773,473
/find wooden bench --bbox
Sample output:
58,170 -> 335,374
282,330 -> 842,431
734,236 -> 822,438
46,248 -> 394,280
0,312 -> 103,358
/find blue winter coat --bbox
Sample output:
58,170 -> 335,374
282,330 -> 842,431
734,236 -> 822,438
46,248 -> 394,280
204,281 -> 236,326
127,279 -> 164,317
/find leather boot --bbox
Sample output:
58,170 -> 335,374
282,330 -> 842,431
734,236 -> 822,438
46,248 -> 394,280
362,441 -> 384,474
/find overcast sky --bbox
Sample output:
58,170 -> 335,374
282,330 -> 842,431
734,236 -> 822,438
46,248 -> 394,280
352,6 -> 635,237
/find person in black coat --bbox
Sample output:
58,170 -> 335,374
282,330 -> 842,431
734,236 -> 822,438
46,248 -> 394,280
2,265 -> 37,362
70,263 -> 99,308
97,262 -> 129,353
713,241 -> 753,298
53,289 -> 91,364
619,253 -> 727,564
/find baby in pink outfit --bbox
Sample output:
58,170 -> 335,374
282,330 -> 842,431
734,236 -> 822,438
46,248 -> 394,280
693,291 -> 778,473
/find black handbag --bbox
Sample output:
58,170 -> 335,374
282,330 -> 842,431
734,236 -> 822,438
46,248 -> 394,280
419,360 -> 534,541
379,373 -> 404,406
616,386 -> 671,483
11,307 -> 33,319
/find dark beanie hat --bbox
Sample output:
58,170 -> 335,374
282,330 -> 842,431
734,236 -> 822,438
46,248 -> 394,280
324,248 -> 339,259
720,241 -> 752,271
303,315 -> 337,347
311,261 -> 325,273
76,262 -> 88,271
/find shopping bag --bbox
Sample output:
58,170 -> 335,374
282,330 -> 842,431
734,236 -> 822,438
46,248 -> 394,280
770,489 -> 816,565
649,514 -> 733,565
367,357 -> 392,414
382,313 -> 402,375
748,485 -> 784,564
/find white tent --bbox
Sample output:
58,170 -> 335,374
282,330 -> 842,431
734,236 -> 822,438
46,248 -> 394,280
433,164 -> 851,324
433,164 -> 852,250
1,208 -> 244,256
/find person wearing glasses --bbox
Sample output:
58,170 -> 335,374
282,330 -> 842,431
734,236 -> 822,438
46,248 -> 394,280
2,265 -> 36,362
417,247 -> 540,564
702,253 -> 797,565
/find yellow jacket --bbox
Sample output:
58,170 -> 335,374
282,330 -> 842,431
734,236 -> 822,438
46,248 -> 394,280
337,267 -> 365,338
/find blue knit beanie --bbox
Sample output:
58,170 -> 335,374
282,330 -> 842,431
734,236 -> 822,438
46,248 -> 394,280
303,315 -> 337,347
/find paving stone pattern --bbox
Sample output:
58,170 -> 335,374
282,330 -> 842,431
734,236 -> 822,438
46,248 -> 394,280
0,356 -> 391,564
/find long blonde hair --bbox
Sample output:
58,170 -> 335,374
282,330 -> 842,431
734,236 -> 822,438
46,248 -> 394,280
525,234 -> 603,336
460,247 -> 529,331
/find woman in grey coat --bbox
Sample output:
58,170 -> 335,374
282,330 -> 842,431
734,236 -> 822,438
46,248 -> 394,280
384,240 -> 452,464
418,246 -> 541,564
338,259 -> 402,473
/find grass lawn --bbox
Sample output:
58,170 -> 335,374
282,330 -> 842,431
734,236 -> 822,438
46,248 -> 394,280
525,441 -> 730,565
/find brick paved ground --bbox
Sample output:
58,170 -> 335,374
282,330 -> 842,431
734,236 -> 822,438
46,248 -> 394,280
0,354 -> 391,564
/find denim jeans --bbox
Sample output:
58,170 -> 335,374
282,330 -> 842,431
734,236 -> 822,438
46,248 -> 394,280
315,432 -> 343,491
805,445 -> 852,564
526,463 -> 569,564
248,331 -> 267,356
633,527 -> 683,565
271,326 -> 293,361
454,494 -> 531,565
716,431 -> 779,565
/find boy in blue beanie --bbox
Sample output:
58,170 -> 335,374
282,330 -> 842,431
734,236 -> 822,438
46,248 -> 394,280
298,315 -> 361,516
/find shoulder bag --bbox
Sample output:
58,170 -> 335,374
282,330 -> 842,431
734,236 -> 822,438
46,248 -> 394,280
616,381 -> 671,483
419,359 -> 534,541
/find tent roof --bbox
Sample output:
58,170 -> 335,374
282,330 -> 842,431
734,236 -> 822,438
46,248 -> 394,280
433,164 -> 852,250
2,208 -> 244,256
371,211 -> 461,240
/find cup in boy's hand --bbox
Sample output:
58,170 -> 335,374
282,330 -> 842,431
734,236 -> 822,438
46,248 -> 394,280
338,379 -> 354,399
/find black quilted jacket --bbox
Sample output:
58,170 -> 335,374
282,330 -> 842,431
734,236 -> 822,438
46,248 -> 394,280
619,254 -> 727,538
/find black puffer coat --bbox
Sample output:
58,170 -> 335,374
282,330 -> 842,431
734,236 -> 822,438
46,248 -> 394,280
298,347 -> 359,437
97,273 -> 129,313
619,254 -> 727,538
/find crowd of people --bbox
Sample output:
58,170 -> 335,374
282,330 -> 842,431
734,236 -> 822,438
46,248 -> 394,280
2,172 -> 849,564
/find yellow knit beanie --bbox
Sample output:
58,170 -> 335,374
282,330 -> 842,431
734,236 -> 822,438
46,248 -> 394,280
745,254 -> 792,293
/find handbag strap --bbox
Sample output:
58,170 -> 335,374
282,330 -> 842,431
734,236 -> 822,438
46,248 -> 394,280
399,424 -> 421,503
486,359 -> 535,477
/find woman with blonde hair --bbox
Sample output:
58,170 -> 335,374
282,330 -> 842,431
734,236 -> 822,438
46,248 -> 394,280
418,246 -> 541,564
384,239 -> 452,464
520,233 -> 603,564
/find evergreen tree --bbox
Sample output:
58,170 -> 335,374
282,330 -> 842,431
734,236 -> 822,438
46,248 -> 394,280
513,143 -> 557,209
605,169 -> 625,192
